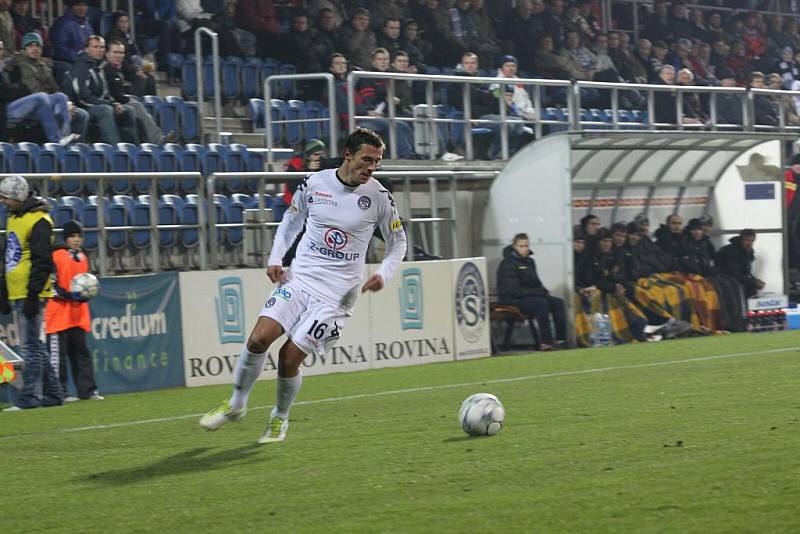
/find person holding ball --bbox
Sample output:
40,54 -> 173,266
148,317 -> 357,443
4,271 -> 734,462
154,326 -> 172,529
44,221 -> 103,402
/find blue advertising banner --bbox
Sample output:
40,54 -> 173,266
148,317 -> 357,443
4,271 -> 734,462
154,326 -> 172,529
87,272 -> 185,394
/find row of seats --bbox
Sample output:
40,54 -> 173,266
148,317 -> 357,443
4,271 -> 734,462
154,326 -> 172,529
138,95 -> 200,143
1,142 -> 267,195
8,193 -> 290,255
167,54 -> 300,102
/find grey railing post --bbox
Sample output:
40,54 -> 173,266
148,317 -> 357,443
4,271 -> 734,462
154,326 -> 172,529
194,27 -> 222,143
97,182 -> 108,276
347,71 -> 357,133
264,75 -> 274,169
462,83 -> 474,159
127,0 -> 135,43
428,177 -> 440,256
207,173 -> 218,268
149,177 -> 160,272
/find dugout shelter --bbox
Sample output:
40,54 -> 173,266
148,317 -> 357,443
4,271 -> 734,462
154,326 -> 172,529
482,131 -> 792,333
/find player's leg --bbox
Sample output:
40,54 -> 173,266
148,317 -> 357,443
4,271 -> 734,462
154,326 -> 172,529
199,316 -> 284,431
258,340 -> 306,444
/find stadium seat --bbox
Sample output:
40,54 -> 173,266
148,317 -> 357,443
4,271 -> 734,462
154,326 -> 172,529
166,53 -> 184,83
60,195 -> 85,213
231,193 -> 251,207
11,142 -> 39,173
248,98 -> 265,130
225,196 -> 244,249
36,146 -> 59,173
0,142 -> 14,172
82,204 -> 98,251
181,57 -> 198,99
279,63 -> 297,98
222,56 -> 242,100
107,202 -> 129,252
52,205 -> 77,242
269,99 -> 286,145
303,100 -> 325,140
143,95 -> 164,120
286,99 -> 305,146
181,101 -> 200,143
158,96 -> 179,135
130,202 -> 151,251
241,57 -> 263,100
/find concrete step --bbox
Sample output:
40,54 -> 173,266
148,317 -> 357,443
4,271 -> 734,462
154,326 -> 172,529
204,131 -> 267,146
202,116 -> 253,132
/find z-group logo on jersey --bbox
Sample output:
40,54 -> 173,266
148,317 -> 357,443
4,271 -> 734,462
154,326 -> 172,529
455,262 -> 486,343
309,228 -> 360,261
357,196 -> 371,210
324,228 -> 348,250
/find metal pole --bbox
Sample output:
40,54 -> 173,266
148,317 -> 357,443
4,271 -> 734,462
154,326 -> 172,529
428,177 -> 440,256
127,0 -> 135,43
387,78 -> 398,159
211,35 -> 222,143
449,174 -> 458,258
499,86 -> 509,160
745,90 -> 754,132
425,81 -> 436,159
533,85 -> 542,138
195,28 -> 222,143
264,77 -> 274,169
207,174 -> 218,268
403,177 -> 413,261
710,92 -> 718,131
197,174 -> 208,269
647,88 -> 655,130
326,73 -> 338,156
97,181 -> 107,276
676,87 -> 684,130
149,178 -> 160,272
462,83 -> 474,160
347,71 -> 356,132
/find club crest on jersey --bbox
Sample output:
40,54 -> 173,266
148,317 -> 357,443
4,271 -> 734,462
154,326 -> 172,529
357,196 -> 371,210
324,228 -> 348,250
265,297 -> 276,308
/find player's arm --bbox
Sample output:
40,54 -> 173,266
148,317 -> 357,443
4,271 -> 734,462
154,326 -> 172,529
267,179 -> 309,282
363,192 -> 408,292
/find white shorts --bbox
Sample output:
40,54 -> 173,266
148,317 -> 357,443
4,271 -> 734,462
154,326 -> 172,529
259,283 -> 348,356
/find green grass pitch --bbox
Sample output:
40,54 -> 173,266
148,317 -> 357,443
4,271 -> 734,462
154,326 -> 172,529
3,331 -> 800,532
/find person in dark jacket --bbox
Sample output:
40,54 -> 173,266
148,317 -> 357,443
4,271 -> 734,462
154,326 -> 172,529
0,175 -> 61,411
70,35 -> 134,144
680,218 -> 714,275
654,213 -> 685,270
49,0 -> 93,63
497,232 -> 566,350
105,11 -> 157,98
716,229 -> 765,298
103,39 -> 173,144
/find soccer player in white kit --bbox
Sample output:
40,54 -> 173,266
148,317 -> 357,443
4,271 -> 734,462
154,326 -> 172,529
200,128 -> 407,443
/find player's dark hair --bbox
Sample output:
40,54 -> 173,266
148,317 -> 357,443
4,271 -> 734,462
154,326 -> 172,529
343,127 -> 385,155
512,232 -> 528,244
610,222 -> 627,234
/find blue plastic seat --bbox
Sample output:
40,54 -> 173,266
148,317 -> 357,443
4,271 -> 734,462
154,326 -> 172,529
241,57 -> 262,99
131,202 -> 151,250
143,95 -> 165,120
303,100 -> 325,140
52,205 -> 77,242
269,99 -> 286,145
60,195 -> 85,213
36,146 -> 59,173
223,56 -> 242,100
107,202 -> 128,251
248,98 -> 265,129
82,205 -> 98,251
286,99 -> 305,146
279,63 -> 297,98
225,197 -> 244,248
159,96 -> 179,135
181,57 -> 197,99
11,142 -> 39,173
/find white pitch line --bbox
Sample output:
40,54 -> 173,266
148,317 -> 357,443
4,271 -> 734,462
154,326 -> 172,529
1,345 -> 797,440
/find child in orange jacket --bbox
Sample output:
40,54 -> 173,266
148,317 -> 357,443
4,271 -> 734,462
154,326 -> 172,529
44,221 -> 103,402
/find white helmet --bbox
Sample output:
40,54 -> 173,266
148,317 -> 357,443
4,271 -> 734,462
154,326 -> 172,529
0,175 -> 29,202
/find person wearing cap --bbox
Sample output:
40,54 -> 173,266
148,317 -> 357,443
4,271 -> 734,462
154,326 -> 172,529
49,0 -> 94,63
44,220 -> 103,402
767,71 -> 800,125
284,138 -> 327,204
485,54 -> 535,159
3,32 -> 83,144
0,175 -> 60,411
784,153 -> 800,268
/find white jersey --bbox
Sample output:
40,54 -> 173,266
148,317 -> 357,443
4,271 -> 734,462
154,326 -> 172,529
267,168 -> 407,313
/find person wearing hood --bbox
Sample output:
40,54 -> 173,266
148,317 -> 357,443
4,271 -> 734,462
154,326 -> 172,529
44,220 -> 103,403
496,232 -> 566,350
716,229 -> 765,298
654,213 -> 685,270
49,0 -> 94,63
0,175 -> 60,411
70,35 -> 134,145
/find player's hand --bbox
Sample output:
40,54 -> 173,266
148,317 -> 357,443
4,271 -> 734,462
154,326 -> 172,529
361,274 -> 384,293
267,265 -> 286,284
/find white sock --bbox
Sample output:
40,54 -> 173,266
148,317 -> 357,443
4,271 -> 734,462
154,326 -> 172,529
273,372 -> 302,419
229,346 -> 267,411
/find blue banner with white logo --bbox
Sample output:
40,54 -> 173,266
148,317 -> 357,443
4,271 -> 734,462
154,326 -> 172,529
87,272 -> 185,394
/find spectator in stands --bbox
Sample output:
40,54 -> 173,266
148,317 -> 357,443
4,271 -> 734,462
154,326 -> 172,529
128,0 -> 178,71
4,32 -> 83,144
608,31 -> 646,84
44,220 -> 103,403
356,47 -> 417,158
497,232 -> 567,350
669,1 -> 694,41
741,12 -> 767,62
448,51 -> 496,155
324,52 -> 349,127
768,71 -> 800,125
533,33 -> 572,79
784,18 -> 800,53
340,8 -> 377,70
72,35 -> 134,144
766,15 -> 791,59
647,40 -> 668,83
307,0 -> 346,29
653,65 -> 679,124
399,18 -> 431,71
579,213 -> 601,247
285,11 -> 324,75
727,41 -> 751,86
642,0 -> 672,44
10,0 -> 47,52
707,11 -> 724,43
776,46 -> 798,87
688,8 -> 712,44
103,40 -> 175,144
371,1 -> 411,31
377,17 -> 402,56
542,0 -> 566,50
105,12 -> 156,98
716,229 -> 765,299
0,175 -> 61,411
315,8 -> 341,55
676,68 -> 706,125
0,0 -> 15,57
715,68 -> 744,126
389,50 -> 416,113
487,54 -> 536,158
236,0 -> 280,58
689,42 -> 715,85
414,0 -> 463,67
284,138 -> 326,204
176,0 -> 247,57
500,0 -> 544,74
784,153 -> 800,268
666,38 -> 693,74
654,213 -> 684,268
449,0 -> 499,67
560,30 -> 597,81
749,71 -> 779,126
50,0 -> 93,63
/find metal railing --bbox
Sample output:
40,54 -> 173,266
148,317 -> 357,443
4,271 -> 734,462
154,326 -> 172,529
3,172 -> 205,276
206,170 -> 498,269
263,73 -> 338,168
194,27 -> 222,143
261,71 -> 800,161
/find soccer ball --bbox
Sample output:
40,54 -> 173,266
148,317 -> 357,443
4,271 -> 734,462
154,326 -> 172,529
70,272 -> 100,299
459,393 -> 505,436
